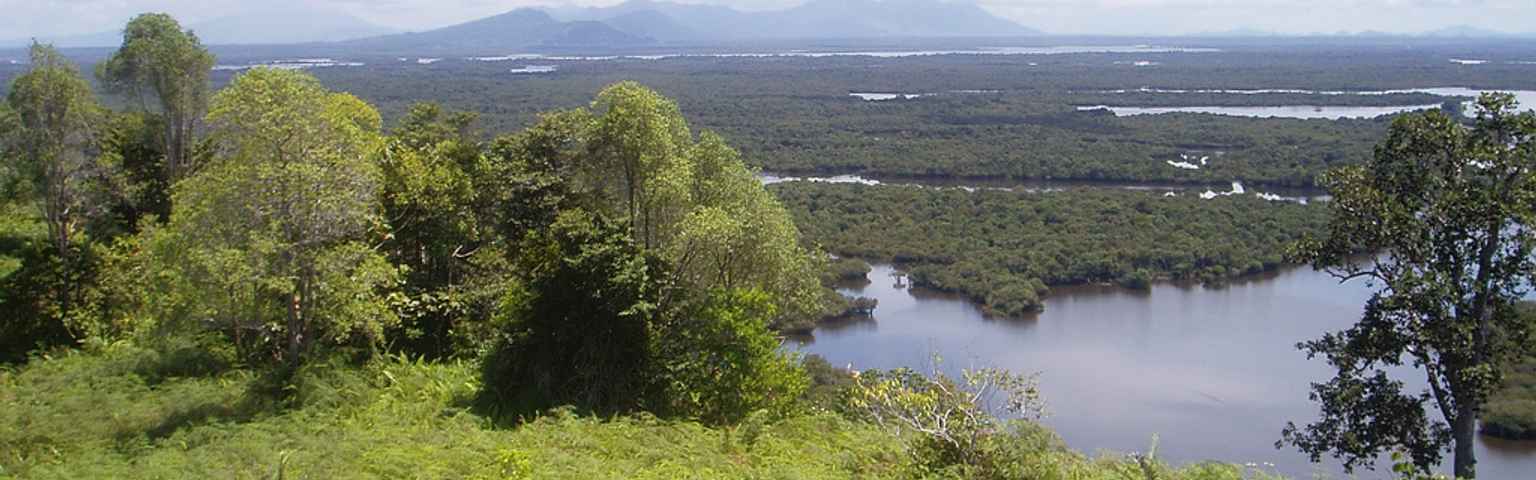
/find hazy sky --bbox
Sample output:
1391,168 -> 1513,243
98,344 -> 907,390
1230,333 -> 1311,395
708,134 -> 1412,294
4,0 -> 1534,38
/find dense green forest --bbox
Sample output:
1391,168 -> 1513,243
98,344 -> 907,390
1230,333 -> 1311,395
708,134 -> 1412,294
0,17 -> 1302,479
187,40 -> 1536,187
774,183 -> 1329,316
7,15 -> 1536,479
278,58 -> 1403,187
15,39 -> 1533,187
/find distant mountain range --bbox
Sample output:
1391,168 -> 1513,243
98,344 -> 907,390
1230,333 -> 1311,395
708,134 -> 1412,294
342,9 -> 648,51
5,0 -> 1531,51
343,0 -> 1040,51
2,9 -> 396,48
544,0 -> 1037,41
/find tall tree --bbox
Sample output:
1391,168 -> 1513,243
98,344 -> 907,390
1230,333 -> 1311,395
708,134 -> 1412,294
377,103 -> 496,358
585,81 -> 695,250
162,68 -> 395,367
576,82 -> 827,328
1282,94 -> 1536,479
4,42 -> 106,270
98,13 -> 215,182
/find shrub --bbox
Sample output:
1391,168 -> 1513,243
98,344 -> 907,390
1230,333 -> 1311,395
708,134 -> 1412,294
848,355 -> 1045,474
479,210 -> 661,417
652,288 -> 809,424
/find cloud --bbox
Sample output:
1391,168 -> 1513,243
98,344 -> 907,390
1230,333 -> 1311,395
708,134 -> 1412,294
1,0 -> 1532,39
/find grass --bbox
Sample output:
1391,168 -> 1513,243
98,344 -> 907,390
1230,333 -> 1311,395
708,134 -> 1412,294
2,345 -> 1282,479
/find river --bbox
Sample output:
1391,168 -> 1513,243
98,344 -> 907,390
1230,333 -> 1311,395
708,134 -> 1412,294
789,263 -> 1536,479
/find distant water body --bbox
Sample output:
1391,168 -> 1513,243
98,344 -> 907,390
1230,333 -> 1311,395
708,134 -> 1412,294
466,45 -> 1221,62
791,264 -> 1536,479
760,174 -> 1328,204
1080,87 -> 1536,119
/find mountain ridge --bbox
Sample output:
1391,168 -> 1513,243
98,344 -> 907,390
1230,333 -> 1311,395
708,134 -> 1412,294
546,0 -> 1040,40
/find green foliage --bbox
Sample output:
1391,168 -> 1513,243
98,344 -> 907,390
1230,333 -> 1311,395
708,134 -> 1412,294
800,354 -> 857,413
0,41 -> 188,364
1483,357 -> 1536,439
0,239 -> 96,363
97,12 -> 215,180
2,351 -> 1281,480
5,42 -> 109,259
848,356 -> 1045,475
158,68 -> 398,367
290,49 -> 1457,188
378,103 -> 505,359
96,111 -> 170,230
1283,95 -> 1536,479
776,183 -> 1328,316
481,212 -> 810,424
575,82 -> 829,330
826,257 -> 873,282
652,288 -> 809,424
481,210 -> 661,416
1482,305 -> 1536,440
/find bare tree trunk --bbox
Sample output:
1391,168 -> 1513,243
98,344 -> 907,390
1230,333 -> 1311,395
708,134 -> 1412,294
1453,405 -> 1478,479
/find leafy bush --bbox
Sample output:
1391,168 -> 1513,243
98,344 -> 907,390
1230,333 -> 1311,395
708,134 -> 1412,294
847,356 -> 1046,475
480,210 -> 661,417
652,288 -> 808,424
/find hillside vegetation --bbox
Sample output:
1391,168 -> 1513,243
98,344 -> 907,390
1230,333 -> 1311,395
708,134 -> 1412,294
1,346 -> 1279,479
0,19 -> 1293,479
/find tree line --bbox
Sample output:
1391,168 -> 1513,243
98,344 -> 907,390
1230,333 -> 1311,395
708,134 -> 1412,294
774,183 -> 1330,316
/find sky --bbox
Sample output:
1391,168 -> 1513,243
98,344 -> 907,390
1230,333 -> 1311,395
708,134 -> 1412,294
2,0 -> 1533,38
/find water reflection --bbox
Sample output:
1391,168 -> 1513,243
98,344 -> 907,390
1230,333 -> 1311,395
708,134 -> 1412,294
791,263 -> 1536,478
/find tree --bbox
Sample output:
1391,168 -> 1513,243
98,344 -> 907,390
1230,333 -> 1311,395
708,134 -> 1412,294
584,82 -> 694,250
97,13 -> 215,182
377,103 -> 505,358
4,42 -> 109,322
95,111 -> 170,232
1282,94 -> 1536,479
162,68 -> 396,367
652,288 -> 809,424
576,82 -> 828,329
480,209 -> 662,415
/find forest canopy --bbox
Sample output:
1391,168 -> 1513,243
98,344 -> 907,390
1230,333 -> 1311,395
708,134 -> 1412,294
774,183 -> 1330,316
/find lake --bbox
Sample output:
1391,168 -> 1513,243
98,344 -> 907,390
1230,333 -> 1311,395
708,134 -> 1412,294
790,263 -> 1536,478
